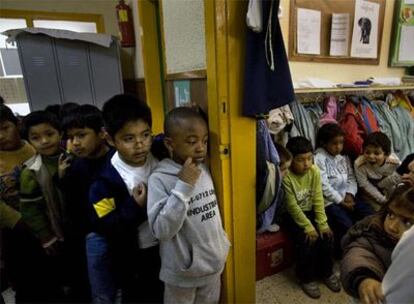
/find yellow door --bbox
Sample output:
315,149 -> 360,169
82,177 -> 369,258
138,1 -> 256,302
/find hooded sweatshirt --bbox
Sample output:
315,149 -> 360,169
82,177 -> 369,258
147,158 -> 230,288
314,148 -> 357,207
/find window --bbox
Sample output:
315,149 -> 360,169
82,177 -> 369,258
0,9 -> 104,115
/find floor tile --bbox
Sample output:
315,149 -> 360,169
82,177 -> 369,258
256,266 -> 352,304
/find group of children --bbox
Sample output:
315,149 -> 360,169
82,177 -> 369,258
0,95 -> 229,304
2,93 -> 414,304
273,122 -> 414,302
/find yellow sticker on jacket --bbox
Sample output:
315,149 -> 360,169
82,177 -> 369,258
94,198 -> 115,218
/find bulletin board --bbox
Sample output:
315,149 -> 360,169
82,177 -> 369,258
389,0 -> 414,67
289,0 -> 386,65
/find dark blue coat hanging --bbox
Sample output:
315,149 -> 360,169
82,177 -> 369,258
243,0 -> 295,116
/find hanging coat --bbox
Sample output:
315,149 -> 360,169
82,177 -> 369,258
243,0 -> 295,116
256,120 -> 282,232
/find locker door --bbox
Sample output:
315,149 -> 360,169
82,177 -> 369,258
17,34 -> 61,111
55,39 -> 94,105
89,43 -> 123,109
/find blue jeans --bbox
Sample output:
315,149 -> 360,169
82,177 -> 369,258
86,232 -> 116,304
325,200 -> 374,257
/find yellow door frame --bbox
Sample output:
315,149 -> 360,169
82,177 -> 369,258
136,0 -> 166,134
204,1 -> 255,302
138,1 -> 256,302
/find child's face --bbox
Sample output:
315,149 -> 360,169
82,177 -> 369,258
28,123 -> 61,156
290,152 -> 313,176
165,118 -> 208,165
325,135 -> 344,156
384,202 -> 414,241
66,127 -> 106,159
0,121 -> 21,151
109,119 -> 152,167
363,145 -> 387,166
408,160 -> 414,176
279,160 -> 292,178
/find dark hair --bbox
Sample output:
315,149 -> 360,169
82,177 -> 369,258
21,111 -> 61,140
363,132 -> 391,155
0,104 -> 18,125
102,94 -> 152,138
275,143 -> 292,164
164,107 -> 206,136
0,95 -> 4,105
44,104 -> 62,119
388,184 -> 414,215
62,104 -> 104,135
286,136 -> 313,157
316,123 -> 344,148
151,133 -> 169,160
59,102 -> 79,120
373,185 -> 414,228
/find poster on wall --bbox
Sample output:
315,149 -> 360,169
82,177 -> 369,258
389,0 -> 414,66
330,13 -> 350,56
398,25 -> 414,61
350,0 -> 380,58
297,8 -> 321,55
173,80 -> 191,107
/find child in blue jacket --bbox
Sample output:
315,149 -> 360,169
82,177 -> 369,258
88,94 -> 163,303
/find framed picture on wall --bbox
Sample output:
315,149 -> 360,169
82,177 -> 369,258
389,0 -> 414,67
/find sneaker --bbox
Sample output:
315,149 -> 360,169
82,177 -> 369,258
267,224 -> 280,233
300,281 -> 321,299
324,274 -> 341,292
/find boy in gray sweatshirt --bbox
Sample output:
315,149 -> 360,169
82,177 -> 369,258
147,107 -> 230,304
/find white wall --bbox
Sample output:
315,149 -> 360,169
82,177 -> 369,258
161,0 -> 206,74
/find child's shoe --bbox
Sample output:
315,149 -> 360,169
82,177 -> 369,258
267,224 -> 280,233
300,281 -> 321,299
323,274 -> 341,292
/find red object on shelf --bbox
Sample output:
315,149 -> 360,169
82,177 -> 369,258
116,0 -> 135,47
256,230 -> 294,281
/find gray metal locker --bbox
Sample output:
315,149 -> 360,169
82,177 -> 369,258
3,28 -> 123,111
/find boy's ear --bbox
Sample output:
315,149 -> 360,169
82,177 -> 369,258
163,136 -> 174,153
105,134 -> 115,147
99,127 -> 108,140
102,128 -> 115,147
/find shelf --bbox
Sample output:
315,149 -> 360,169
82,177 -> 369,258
294,85 -> 414,94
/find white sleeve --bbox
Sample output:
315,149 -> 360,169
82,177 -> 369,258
147,174 -> 193,241
246,0 -> 262,32
346,157 -> 358,196
382,226 -> 414,303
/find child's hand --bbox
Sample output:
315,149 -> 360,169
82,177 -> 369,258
42,237 -> 61,256
178,157 -> 201,186
133,183 -> 147,207
305,229 -> 318,244
401,173 -> 414,187
320,227 -> 334,240
58,154 -> 71,179
344,193 -> 355,205
358,278 -> 384,304
342,193 -> 355,210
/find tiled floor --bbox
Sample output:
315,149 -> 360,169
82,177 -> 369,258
3,266 -> 353,304
256,265 -> 353,304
